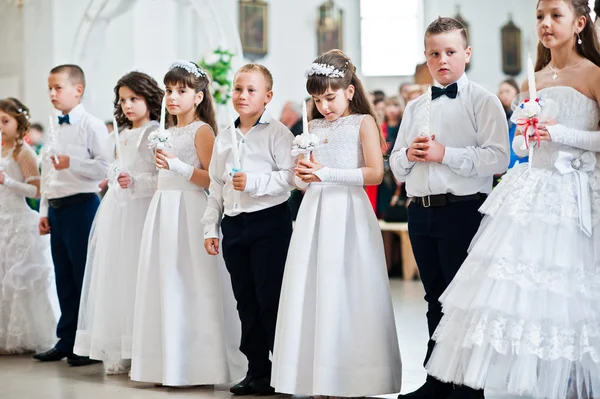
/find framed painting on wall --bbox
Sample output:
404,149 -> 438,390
239,0 -> 269,57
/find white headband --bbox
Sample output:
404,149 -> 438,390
169,60 -> 206,78
304,63 -> 345,79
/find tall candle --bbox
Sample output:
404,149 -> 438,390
47,115 -> 59,164
302,100 -> 309,135
113,116 -> 121,168
230,119 -> 241,170
527,54 -> 537,100
160,95 -> 166,131
421,86 -> 432,137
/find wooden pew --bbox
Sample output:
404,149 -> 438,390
378,221 -> 419,281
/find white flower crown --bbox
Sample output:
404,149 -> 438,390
169,60 -> 206,78
304,63 -> 345,78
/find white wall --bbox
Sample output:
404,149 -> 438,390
1,0 -> 541,129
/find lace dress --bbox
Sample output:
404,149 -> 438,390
426,87 -> 600,399
74,121 -> 159,364
0,145 -> 58,353
271,114 -> 403,396
131,121 -> 245,386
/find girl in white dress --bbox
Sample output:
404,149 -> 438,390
74,72 -> 163,374
0,98 -> 58,354
426,1 -> 600,398
271,50 -> 403,397
131,60 -> 245,386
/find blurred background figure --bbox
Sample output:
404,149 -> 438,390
279,101 -> 303,136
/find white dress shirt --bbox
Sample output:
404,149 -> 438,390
40,104 -> 112,216
390,74 -> 509,197
202,112 -> 296,238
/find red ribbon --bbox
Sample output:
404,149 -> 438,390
515,117 -> 540,149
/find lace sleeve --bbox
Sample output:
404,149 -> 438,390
17,145 -> 41,183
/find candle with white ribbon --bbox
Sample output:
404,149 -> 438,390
113,116 -> 122,168
47,115 -> 59,164
230,119 -> 241,209
422,86 -> 432,137
160,95 -> 166,131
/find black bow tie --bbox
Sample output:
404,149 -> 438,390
431,83 -> 458,100
58,114 -> 70,125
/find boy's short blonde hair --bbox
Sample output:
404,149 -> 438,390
234,64 -> 273,91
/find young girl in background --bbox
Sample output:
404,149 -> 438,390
0,98 -> 58,354
74,72 -> 163,375
131,61 -> 244,386
271,50 -> 403,397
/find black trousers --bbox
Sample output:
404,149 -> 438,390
48,194 -> 100,353
221,202 -> 292,379
408,198 -> 484,368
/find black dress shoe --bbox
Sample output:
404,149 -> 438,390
248,377 -> 276,396
33,348 -> 70,362
447,386 -> 484,399
67,354 -> 101,367
398,377 -> 453,399
230,375 -> 256,395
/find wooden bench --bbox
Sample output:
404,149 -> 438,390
378,221 -> 419,281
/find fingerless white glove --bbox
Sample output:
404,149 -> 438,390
166,157 -> 194,180
313,167 -> 364,186
4,175 -> 37,198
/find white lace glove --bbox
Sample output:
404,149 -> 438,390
547,124 -> 600,152
166,157 -> 194,180
3,175 -> 37,198
511,135 -> 530,158
313,167 -> 364,186
294,175 -> 310,189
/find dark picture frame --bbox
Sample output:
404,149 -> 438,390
239,0 -> 269,57
317,1 -> 343,55
501,16 -> 522,76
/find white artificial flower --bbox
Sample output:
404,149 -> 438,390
148,129 -> 172,150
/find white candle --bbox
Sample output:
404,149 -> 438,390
47,115 -> 59,164
527,54 -> 537,100
302,101 -> 309,135
113,116 -> 121,168
230,119 -> 241,170
160,95 -> 166,131
421,86 -> 432,137
0,128 -> 3,156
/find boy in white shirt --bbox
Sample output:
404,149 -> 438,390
34,64 -> 111,367
203,64 -> 295,395
390,18 -> 509,399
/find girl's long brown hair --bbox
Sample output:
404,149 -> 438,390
113,72 -> 164,130
306,50 -> 384,146
0,98 -> 30,160
535,0 -> 600,71
164,63 -> 217,134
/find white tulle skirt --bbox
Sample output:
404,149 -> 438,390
426,163 -> 600,399
130,175 -> 245,386
0,191 -> 58,353
74,187 -> 152,363
272,183 -> 403,397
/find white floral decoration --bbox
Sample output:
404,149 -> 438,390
148,129 -> 172,150
304,63 -> 345,78
169,60 -> 206,78
291,133 -> 319,157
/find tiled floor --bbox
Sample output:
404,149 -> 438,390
0,280 -> 526,399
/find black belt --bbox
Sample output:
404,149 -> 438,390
48,193 -> 96,209
413,193 -> 487,208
